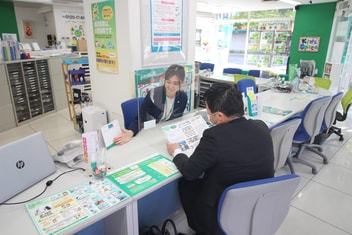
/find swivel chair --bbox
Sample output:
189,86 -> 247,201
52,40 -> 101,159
248,69 -> 261,77
121,97 -> 144,129
223,68 -> 242,75
218,174 -> 300,235
299,59 -> 316,78
329,88 -> 352,141
291,96 -> 331,174
313,77 -> 332,90
199,62 -> 215,72
270,119 -> 301,174
237,78 -> 257,97
314,92 -> 343,144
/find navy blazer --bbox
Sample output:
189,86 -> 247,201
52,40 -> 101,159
128,86 -> 188,135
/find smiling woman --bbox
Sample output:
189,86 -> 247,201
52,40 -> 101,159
113,64 -> 189,146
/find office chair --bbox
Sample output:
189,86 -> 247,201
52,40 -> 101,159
248,69 -> 261,77
218,174 -> 300,235
313,92 -> 343,145
199,62 -> 215,72
299,59 -> 316,78
270,119 -> 301,174
121,97 -> 144,129
291,96 -> 332,174
234,74 -> 256,83
313,77 -> 332,90
223,68 -> 242,75
329,88 -> 352,141
237,78 -> 257,97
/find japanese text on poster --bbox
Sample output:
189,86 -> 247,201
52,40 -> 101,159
151,0 -> 183,52
91,1 -> 118,74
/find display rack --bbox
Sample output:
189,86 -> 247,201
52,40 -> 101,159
61,56 -> 90,131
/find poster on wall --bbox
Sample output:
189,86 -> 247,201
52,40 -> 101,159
150,0 -> 183,52
57,9 -> 85,46
134,65 -> 193,112
91,0 -> 119,74
298,36 -> 320,52
140,0 -> 187,66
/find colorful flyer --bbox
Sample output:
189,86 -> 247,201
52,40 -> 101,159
91,0 -> 118,74
26,178 -> 129,235
107,154 -> 179,196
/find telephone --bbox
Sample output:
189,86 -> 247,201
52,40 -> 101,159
52,140 -> 84,167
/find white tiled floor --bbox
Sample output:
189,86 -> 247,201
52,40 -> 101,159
1,108 -> 352,235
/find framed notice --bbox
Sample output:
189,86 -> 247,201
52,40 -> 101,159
140,0 -> 187,66
298,36 -> 320,52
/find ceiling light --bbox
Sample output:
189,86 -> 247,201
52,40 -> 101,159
280,0 -> 301,5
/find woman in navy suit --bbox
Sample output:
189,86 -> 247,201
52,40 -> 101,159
167,83 -> 274,235
114,64 -> 188,145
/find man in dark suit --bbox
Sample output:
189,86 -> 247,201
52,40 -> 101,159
167,83 -> 274,235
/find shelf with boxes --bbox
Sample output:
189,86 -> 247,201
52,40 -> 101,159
5,59 -> 55,125
61,56 -> 91,132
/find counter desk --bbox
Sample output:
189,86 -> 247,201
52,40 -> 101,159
0,88 -> 329,234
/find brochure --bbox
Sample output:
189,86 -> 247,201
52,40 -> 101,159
26,178 -> 129,235
107,154 -> 179,196
100,120 -> 122,149
161,115 -> 209,156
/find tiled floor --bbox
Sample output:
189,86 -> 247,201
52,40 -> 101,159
1,107 -> 352,235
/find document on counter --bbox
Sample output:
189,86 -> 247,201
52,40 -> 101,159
162,114 -> 209,156
107,154 -> 179,196
100,120 -> 122,149
26,177 -> 129,235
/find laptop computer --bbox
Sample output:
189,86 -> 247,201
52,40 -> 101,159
0,132 -> 57,204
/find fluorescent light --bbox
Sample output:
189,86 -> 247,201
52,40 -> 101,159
280,0 -> 301,5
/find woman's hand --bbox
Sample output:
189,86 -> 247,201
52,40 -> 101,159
113,129 -> 134,145
166,142 -> 181,156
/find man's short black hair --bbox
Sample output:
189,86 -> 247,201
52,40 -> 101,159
204,83 -> 244,117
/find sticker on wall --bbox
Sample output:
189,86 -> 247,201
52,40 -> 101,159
298,36 -> 320,52
23,20 -> 33,39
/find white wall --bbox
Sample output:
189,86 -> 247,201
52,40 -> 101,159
53,5 -> 85,47
83,0 -> 196,124
14,5 -> 48,48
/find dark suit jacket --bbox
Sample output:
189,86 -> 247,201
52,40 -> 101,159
128,86 -> 188,135
173,117 -> 274,233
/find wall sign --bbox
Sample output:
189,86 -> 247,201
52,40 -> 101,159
298,36 -> 320,52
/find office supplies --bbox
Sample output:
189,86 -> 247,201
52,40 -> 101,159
0,132 -> 57,204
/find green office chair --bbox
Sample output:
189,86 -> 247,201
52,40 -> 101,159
329,88 -> 352,141
314,77 -> 332,90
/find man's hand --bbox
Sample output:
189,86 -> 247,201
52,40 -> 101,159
166,142 -> 181,156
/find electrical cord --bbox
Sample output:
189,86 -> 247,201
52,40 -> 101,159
0,167 -> 85,206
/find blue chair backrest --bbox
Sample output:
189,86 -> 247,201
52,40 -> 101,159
237,78 -> 257,97
293,96 -> 331,143
199,63 -> 215,72
248,69 -> 261,77
121,97 -> 145,129
223,68 -> 242,74
218,174 -> 300,235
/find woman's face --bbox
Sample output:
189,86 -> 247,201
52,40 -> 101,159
164,75 -> 182,98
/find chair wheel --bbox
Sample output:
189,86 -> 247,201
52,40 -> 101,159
339,136 -> 344,141
312,169 -> 318,174
323,159 -> 328,164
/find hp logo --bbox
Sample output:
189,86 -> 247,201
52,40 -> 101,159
16,160 -> 25,169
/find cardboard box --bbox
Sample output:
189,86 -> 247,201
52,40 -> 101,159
77,39 -> 87,52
